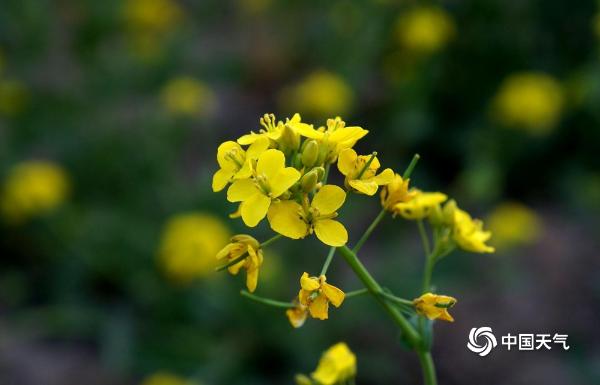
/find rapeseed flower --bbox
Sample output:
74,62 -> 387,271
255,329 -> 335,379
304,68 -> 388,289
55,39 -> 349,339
452,205 -> 495,254
298,273 -> 345,320
311,342 -> 356,385
337,149 -> 394,195
227,149 -> 301,227
268,185 -> 348,246
413,293 -> 456,322
393,190 -> 447,219
237,113 -> 307,146
158,213 -> 230,283
487,202 -> 541,249
140,372 -> 194,385
286,300 -> 308,328
212,137 -> 269,192
492,72 -> 564,134
161,76 -> 216,117
216,234 -> 263,292
1,161 -> 69,223
395,7 -> 455,55
380,173 -> 417,211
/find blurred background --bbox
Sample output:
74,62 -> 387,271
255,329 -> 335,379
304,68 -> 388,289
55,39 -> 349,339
1,0 -> 599,384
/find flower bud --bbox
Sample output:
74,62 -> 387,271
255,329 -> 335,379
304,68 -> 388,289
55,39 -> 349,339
230,234 -> 260,250
292,152 -> 303,169
313,166 -> 325,181
279,124 -> 300,154
300,169 -> 319,192
301,139 -> 319,167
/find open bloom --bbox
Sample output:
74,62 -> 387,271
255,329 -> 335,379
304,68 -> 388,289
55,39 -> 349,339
380,173 -> 417,211
393,190 -> 447,219
212,137 -> 269,192
311,342 -> 357,385
294,117 -> 368,163
227,149 -> 301,227
413,293 -> 457,322
337,149 -> 394,195
237,113 -> 308,146
286,300 -> 308,328
452,207 -> 495,253
298,273 -> 345,320
267,185 -> 348,246
216,234 -> 263,292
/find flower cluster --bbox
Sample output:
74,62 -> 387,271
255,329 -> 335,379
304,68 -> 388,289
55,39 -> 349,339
213,113 -> 494,327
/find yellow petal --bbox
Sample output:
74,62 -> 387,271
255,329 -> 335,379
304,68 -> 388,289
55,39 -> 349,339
212,168 -> 234,192
314,219 -> 348,247
240,193 -> 271,227
300,272 -> 321,291
267,200 -> 309,239
312,185 -> 346,214
270,167 -> 301,197
216,141 -> 242,169
321,283 -> 345,307
246,136 -> 270,159
237,132 -> 261,145
372,168 -> 395,185
294,123 -> 323,139
256,149 -> 285,180
286,307 -> 307,328
337,148 -> 357,176
227,178 -> 258,202
308,294 -> 329,320
328,126 -> 368,144
349,179 -> 379,196
246,266 -> 259,292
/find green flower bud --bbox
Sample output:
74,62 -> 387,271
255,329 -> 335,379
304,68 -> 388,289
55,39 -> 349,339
292,152 -> 303,169
301,140 -> 319,167
279,124 -> 300,154
301,169 -> 319,192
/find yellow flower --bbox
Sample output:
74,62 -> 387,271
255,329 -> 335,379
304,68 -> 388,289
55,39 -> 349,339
238,113 -> 307,147
492,72 -> 564,134
140,372 -> 193,385
1,161 -> 69,224
395,7 -> 455,55
337,149 -> 394,195
161,76 -> 216,117
380,173 -> 417,211
311,342 -> 357,385
212,137 -> 270,192
123,0 -> 182,34
298,273 -> 345,320
393,190 -> 447,220
0,79 -> 28,116
227,149 -> 301,227
267,185 -> 348,246
487,202 -> 541,249
158,213 -> 230,283
413,293 -> 457,322
280,70 -> 354,117
294,117 -> 368,164
216,234 -> 263,292
286,300 -> 308,328
452,206 -> 495,254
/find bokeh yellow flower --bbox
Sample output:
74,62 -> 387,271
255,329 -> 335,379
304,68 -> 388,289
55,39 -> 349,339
393,190 -> 447,220
0,79 -> 29,116
337,149 -> 394,196
487,202 -> 542,249
1,161 -> 69,224
311,342 -> 356,385
216,234 -> 263,292
492,72 -> 564,134
141,372 -> 194,385
298,273 -> 345,320
413,292 -> 457,322
161,77 -> 216,118
380,173 -> 417,211
158,213 -> 230,284
451,205 -> 495,254
280,70 -> 354,118
395,7 -> 455,55
268,185 -> 348,246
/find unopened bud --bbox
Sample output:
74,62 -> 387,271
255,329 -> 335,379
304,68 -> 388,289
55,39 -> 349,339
279,124 -> 300,153
301,140 -> 319,167
301,170 -> 319,192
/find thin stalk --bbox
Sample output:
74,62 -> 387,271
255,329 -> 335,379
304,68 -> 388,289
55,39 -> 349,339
417,220 -> 432,258
379,291 -> 414,307
260,234 -> 283,248
336,245 -> 421,348
323,163 -> 331,184
320,247 -> 336,276
353,208 -> 386,253
402,153 -> 420,179
417,351 -> 438,385
215,253 -> 248,272
240,290 -> 295,309
356,152 -> 378,180
344,288 -> 369,298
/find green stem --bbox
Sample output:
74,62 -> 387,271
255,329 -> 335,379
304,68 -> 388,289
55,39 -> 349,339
353,208 -> 386,253
344,288 -> 369,298
417,351 -> 437,385
417,220 -> 431,258
356,152 -> 378,180
379,291 -> 414,307
320,247 -> 336,276
336,245 -> 421,348
402,153 -> 420,179
240,290 -> 295,309
323,163 -> 331,184
260,234 -> 282,248
215,253 -> 248,272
